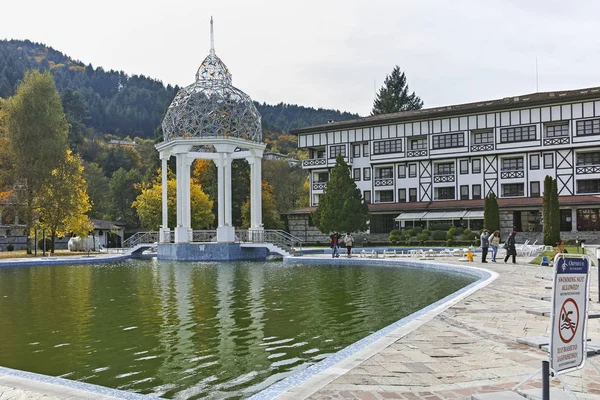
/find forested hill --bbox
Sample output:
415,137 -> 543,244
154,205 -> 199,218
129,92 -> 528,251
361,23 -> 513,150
0,39 -> 359,143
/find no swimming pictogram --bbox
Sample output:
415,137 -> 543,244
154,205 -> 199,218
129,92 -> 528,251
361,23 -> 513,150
558,298 -> 579,344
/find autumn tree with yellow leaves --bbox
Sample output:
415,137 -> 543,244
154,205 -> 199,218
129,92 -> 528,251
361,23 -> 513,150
133,169 -> 214,230
36,150 -> 93,251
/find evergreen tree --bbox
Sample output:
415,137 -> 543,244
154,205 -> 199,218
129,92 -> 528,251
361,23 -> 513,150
483,192 -> 500,232
372,66 -> 423,115
312,155 -> 369,233
549,178 -> 561,245
4,70 -> 69,252
543,176 -> 553,245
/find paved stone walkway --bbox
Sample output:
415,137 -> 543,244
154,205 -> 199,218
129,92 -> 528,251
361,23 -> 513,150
286,252 -> 600,400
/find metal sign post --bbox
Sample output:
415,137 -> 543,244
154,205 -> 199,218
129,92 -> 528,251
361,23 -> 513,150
549,254 -> 591,378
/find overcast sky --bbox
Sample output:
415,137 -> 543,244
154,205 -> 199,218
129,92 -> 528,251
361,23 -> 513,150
2,0 -> 600,116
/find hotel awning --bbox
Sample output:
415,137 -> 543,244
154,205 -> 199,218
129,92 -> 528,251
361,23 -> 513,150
395,210 -> 484,221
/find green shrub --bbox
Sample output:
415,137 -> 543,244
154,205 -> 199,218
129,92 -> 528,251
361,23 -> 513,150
413,226 -> 423,235
38,238 -> 53,251
389,229 -> 401,237
400,234 -> 410,241
448,226 -> 457,235
455,227 -> 464,236
446,238 -> 454,247
467,232 -> 478,240
430,223 -> 451,231
431,230 -> 447,240
389,234 -> 401,245
405,228 -> 414,237
6,244 -> 14,251
446,231 -> 454,240
416,233 -> 429,242
421,229 -> 430,237
463,228 -> 471,236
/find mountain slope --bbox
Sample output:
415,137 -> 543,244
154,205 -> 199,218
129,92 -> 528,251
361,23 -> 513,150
0,39 -> 359,146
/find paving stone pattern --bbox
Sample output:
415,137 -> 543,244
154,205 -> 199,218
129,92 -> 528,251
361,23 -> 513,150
306,256 -> 600,400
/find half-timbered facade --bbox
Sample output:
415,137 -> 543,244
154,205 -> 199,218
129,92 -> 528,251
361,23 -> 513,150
288,87 -> 600,243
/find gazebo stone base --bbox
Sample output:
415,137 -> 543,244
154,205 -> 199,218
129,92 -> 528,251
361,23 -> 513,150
157,243 -> 268,261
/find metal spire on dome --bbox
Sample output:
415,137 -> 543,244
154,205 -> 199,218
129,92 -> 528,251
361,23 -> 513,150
210,16 -> 215,56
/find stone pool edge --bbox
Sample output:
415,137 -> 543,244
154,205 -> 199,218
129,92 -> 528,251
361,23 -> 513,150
248,257 -> 498,400
0,365 -> 161,399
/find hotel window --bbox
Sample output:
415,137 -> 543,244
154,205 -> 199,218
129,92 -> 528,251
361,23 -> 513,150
363,190 -> 371,204
502,157 -> 524,171
409,188 -> 417,202
398,188 -> 406,202
311,148 -> 326,158
363,143 -> 370,157
543,153 -> 554,169
373,139 -> 403,155
472,159 -> 481,173
353,144 -> 361,158
502,183 -> 525,197
577,209 -> 600,231
315,172 -> 328,183
435,187 -> 455,200
460,185 -> 469,200
435,162 -> 454,175
410,138 -> 427,150
576,119 -> 600,136
460,160 -> 469,174
530,154 -> 540,170
472,129 -> 494,144
379,190 -> 394,202
472,184 -> 482,200
330,145 -> 345,158
432,133 -> 464,149
577,179 -> 600,194
353,168 -> 361,181
408,163 -> 417,178
499,125 -> 536,143
377,167 -> 393,179
363,167 -> 371,181
576,152 -> 600,166
398,164 -> 406,178
545,123 -> 569,138
530,181 -> 540,197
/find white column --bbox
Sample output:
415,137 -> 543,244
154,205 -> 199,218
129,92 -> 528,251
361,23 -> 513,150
174,154 -> 188,243
216,154 -> 225,228
250,156 -> 263,230
185,157 -> 192,231
159,154 -> 169,243
571,208 -> 578,232
224,152 -> 232,228
247,157 -> 257,229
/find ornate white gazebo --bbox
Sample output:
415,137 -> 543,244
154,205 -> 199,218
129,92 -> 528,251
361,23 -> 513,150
155,18 -> 266,249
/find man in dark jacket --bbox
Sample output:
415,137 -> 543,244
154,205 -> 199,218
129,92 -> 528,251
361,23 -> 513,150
330,232 -> 341,258
480,229 -> 490,263
504,231 -> 517,264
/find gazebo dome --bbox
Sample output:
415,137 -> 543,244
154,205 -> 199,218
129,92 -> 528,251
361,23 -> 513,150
162,20 -> 262,143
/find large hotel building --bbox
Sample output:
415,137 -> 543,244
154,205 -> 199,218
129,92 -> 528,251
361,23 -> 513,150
286,87 -> 600,243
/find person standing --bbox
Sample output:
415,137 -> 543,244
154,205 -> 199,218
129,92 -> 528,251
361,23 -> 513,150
504,231 -> 517,264
344,232 -> 354,258
480,229 -> 490,263
330,232 -> 341,258
490,230 -> 501,262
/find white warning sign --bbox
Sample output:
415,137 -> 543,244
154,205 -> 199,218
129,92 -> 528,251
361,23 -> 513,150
549,255 -> 590,375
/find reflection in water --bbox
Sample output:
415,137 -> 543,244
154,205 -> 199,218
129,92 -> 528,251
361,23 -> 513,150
0,260 -> 473,399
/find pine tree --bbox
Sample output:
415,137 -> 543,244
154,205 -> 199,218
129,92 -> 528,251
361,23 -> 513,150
542,176 -> 553,245
312,155 -> 369,233
483,192 -> 500,232
372,66 -> 423,115
550,178 -> 561,245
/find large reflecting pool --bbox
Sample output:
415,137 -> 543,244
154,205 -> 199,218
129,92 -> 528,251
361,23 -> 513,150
0,259 -> 474,399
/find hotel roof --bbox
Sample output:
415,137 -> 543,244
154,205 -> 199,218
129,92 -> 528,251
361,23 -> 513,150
290,86 -> 600,135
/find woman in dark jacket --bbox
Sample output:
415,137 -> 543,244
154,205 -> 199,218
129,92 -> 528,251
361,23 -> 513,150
504,231 -> 517,264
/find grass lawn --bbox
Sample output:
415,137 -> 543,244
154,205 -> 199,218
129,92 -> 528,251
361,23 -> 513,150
0,249 -> 101,259
530,245 -> 588,265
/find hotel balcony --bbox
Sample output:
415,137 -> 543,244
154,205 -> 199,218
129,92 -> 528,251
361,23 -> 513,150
302,158 -> 327,168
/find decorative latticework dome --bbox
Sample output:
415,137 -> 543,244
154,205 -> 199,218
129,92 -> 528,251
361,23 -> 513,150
162,18 -> 262,142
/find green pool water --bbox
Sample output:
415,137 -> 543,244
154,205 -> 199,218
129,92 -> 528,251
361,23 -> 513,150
0,259 -> 474,399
